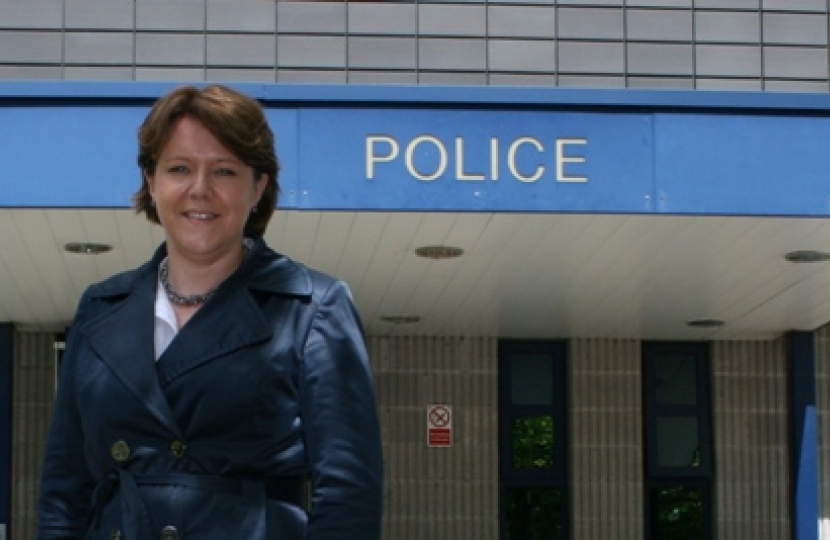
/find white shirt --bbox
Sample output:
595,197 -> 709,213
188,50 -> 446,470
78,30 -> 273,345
154,239 -> 253,359
154,275 -> 178,360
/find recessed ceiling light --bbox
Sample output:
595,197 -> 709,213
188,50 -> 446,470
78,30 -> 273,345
380,315 -> 421,324
64,242 -> 112,255
784,250 -> 830,263
687,318 -> 725,328
415,245 -> 463,260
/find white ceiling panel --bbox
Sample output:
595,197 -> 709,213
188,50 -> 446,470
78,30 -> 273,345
14,210 -> 78,320
276,211 -> 321,264
328,212 -> 391,291
305,212 -> 354,276
45,209 -> 99,301
2,208 -> 830,341
0,211 -> 56,328
350,213 -> 425,318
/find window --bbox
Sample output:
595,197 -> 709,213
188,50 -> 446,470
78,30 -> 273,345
499,341 -> 568,540
643,342 -> 713,540
54,333 -> 66,390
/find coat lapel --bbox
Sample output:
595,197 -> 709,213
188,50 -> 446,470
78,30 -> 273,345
155,238 -> 313,388
154,284 -> 272,387
79,238 -> 313,430
82,265 -> 183,438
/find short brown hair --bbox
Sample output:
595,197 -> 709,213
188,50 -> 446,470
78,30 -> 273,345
133,84 -> 279,238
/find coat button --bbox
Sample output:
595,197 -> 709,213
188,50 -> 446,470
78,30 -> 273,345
170,439 -> 187,458
110,529 -> 122,540
160,525 -> 179,540
111,440 -> 130,462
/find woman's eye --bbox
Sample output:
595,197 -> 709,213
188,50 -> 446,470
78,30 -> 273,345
215,168 -> 237,177
167,165 -> 189,174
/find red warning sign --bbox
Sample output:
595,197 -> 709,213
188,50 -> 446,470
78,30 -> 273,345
427,404 -> 452,447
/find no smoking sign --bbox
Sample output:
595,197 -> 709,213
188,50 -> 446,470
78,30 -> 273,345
427,404 -> 453,447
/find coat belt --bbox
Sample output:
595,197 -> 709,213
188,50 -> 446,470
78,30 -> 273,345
91,470 -> 307,539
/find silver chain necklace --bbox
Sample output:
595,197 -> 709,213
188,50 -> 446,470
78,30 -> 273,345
159,239 -> 253,306
159,257 -> 216,306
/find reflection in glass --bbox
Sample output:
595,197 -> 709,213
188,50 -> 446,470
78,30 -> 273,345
651,485 -> 704,540
505,488 -> 563,540
654,355 -> 697,405
657,416 -> 700,468
511,353 -> 553,405
512,415 -> 554,469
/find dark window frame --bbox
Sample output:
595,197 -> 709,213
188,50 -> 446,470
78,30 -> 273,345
499,340 -> 569,539
642,341 -> 714,539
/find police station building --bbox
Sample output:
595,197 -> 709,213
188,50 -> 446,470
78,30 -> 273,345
3,2 -> 830,540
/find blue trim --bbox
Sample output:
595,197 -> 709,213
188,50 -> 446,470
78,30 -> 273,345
0,324 -> 13,534
786,331 -> 820,540
5,81 -> 830,112
4,82 -> 830,216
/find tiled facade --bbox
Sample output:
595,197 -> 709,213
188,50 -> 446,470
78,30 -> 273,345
1,1 -> 830,90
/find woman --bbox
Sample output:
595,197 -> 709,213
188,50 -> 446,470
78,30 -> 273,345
37,85 -> 383,540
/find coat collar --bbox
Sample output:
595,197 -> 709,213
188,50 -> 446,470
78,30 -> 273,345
87,237 -> 314,300
79,238 -> 311,434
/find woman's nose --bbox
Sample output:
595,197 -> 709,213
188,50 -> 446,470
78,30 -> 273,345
189,167 -> 211,195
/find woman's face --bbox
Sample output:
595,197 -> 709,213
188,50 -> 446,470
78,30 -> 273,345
147,116 -> 265,265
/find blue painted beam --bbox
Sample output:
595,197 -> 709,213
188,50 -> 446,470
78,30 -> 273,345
787,331 -> 820,540
3,82 -> 830,216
